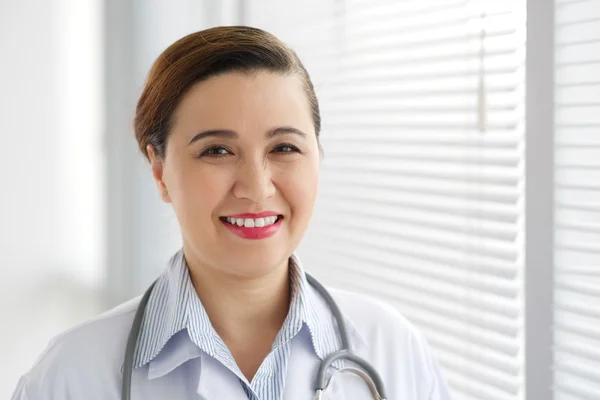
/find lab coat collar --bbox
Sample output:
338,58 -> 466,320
129,248 -> 366,381
290,254 -> 368,360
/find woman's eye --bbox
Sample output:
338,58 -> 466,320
200,146 -> 232,158
273,144 -> 300,154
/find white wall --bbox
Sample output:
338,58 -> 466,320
0,0 -> 104,397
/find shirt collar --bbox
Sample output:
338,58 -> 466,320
130,248 -> 365,377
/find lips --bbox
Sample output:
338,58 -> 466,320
219,213 -> 283,240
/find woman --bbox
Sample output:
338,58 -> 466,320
11,26 -> 450,399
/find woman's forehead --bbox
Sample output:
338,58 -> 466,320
172,71 -> 313,138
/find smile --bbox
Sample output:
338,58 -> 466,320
221,215 -> 281,228
219,214 -> 284,240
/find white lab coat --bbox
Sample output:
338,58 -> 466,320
11,284 -> 451,399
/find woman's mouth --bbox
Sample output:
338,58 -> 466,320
219,215 -> 284,239
220,215 -> 282,228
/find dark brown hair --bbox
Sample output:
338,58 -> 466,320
134,26 -> 321,161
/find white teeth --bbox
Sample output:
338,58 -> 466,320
224,215 -> 280,227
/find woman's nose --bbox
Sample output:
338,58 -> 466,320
232,161 -> 276,203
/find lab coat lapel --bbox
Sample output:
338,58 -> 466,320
197,351 -> 248,399
282,332 -> 323,399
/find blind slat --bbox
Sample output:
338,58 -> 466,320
319,234 -> 518,279
320,187 -> 519,222
320,173 -> 520,204
324,159 -> 520,184
325,218 -> 517,259
321,200 -> 517,241
330,248 -> 520,302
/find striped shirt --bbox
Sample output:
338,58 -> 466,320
131,249 -> 342,400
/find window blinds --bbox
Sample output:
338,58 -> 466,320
246,1 -> 526,399
553,0 -> 600,399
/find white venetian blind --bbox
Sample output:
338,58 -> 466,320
553,0 -> 600,399
247,1 -> 526,399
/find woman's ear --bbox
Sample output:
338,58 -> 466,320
147,144 -> 171,203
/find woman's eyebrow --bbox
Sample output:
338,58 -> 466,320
187,126 -> 307,146
187,130 -> 237,145
266,126 -> 307,139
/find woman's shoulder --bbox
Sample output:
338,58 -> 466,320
14,296 -> 143,399
328,287 -> 420,339
327,286 -> 434,361
39,295 -> 141,359
327,287 -> 450,398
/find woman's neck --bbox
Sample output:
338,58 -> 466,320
186,255 -> 291,346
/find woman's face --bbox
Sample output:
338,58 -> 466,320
149,71 -> 320,278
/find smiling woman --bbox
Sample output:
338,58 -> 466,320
11,26 -> 450,400
146,69 -> 321,283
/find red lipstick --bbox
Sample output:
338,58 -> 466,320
220,212 -> 283,240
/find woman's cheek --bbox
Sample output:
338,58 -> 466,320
289,170 -> 319,212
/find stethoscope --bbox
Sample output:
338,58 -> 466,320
121,274 -> 388,400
